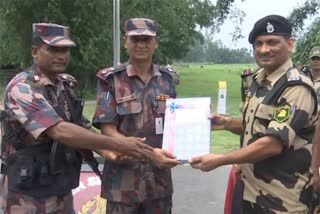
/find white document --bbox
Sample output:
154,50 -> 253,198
162,97 -> 212,162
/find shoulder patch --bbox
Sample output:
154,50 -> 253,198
58,73 -> 78,88
97,64 -> 126,80
159,65 -> 180,84
273,106 -> 291,123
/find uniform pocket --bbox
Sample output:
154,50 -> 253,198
7,154 -> 35,190
156,100 -> 166,114
255,103 -> 275,120
116,94 -> 142,115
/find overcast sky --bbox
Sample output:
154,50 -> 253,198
213,0 -> 307,50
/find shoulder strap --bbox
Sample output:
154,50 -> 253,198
97,64 -> 126,81
262,67 -> 317,114
241,68 -> 258,78
62,82 -> 84,124
159,66 -> 180,84
58,73 -> 78,88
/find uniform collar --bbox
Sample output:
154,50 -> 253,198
311,69 -> 320,82
126,62 -> 161,77
254,58 -> 293,87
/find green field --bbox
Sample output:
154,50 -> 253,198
83,63 -> 255,154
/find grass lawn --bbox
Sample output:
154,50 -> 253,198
84,63 -> 255,154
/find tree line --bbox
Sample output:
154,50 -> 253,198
0,0 -> 319,93
181,40 -> 254,64
0,0 -> 239,94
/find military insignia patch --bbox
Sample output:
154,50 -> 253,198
266,22 -> 274,33
273,106 -> 290,122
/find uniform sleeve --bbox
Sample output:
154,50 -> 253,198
7,82 -> 63,139
265,85 -> 316,148
92,78 -> 119,129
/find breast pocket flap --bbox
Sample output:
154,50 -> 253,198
255,103 -> 275,120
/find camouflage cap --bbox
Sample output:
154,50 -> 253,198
124,18 -> 158,36
309,46 -> 320,59
32,23 -> 76,47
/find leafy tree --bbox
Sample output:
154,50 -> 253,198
288,0 -> 320,64
288,0 -> 320,37
292,18 -> 320,64
0,0 -> 239,94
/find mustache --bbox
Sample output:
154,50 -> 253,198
259,53 -> 273,57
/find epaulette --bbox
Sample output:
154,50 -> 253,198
24,72 -> 41,89
299,66 -> 314,81
97,64 -> 126,80
287,68 -> 301,82
241,68 -> 257,78
300,66 -> 310,74
58,73 -> 78,88
159,65 -> 180,84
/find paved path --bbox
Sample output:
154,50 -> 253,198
172,165 -> 230,214
83,163 -> 231,214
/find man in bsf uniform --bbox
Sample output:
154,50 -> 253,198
0,23 -> 153,213
224,67 -> 260,214
92,18 -> 181,214
190,15 -> 318,213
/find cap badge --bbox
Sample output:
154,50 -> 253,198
266,22 -> 275,33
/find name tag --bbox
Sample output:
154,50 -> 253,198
155,117 -> 163,134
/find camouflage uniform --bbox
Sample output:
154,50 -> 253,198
240,68 -> 258,113
224,68 -> 259,214
240,59 -> 318,213
313,79 -> 320,113
92,62 -> 178,213
0,24 -> 85,213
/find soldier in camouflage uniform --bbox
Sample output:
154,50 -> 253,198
0,23 -> 153,213
92,18 -> 181,214
191,15 -> 318,213
308,47 -> 320,193
224,67 -> 259,214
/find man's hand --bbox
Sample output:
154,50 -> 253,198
190,153 -> 224,172
114,137 -> 153,160
151,148 -> 182,168
209,114 -> 231,131
313,168 -> 320,191
99,150 -> 134,163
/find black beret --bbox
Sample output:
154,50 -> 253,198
248,15 -> 292,44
